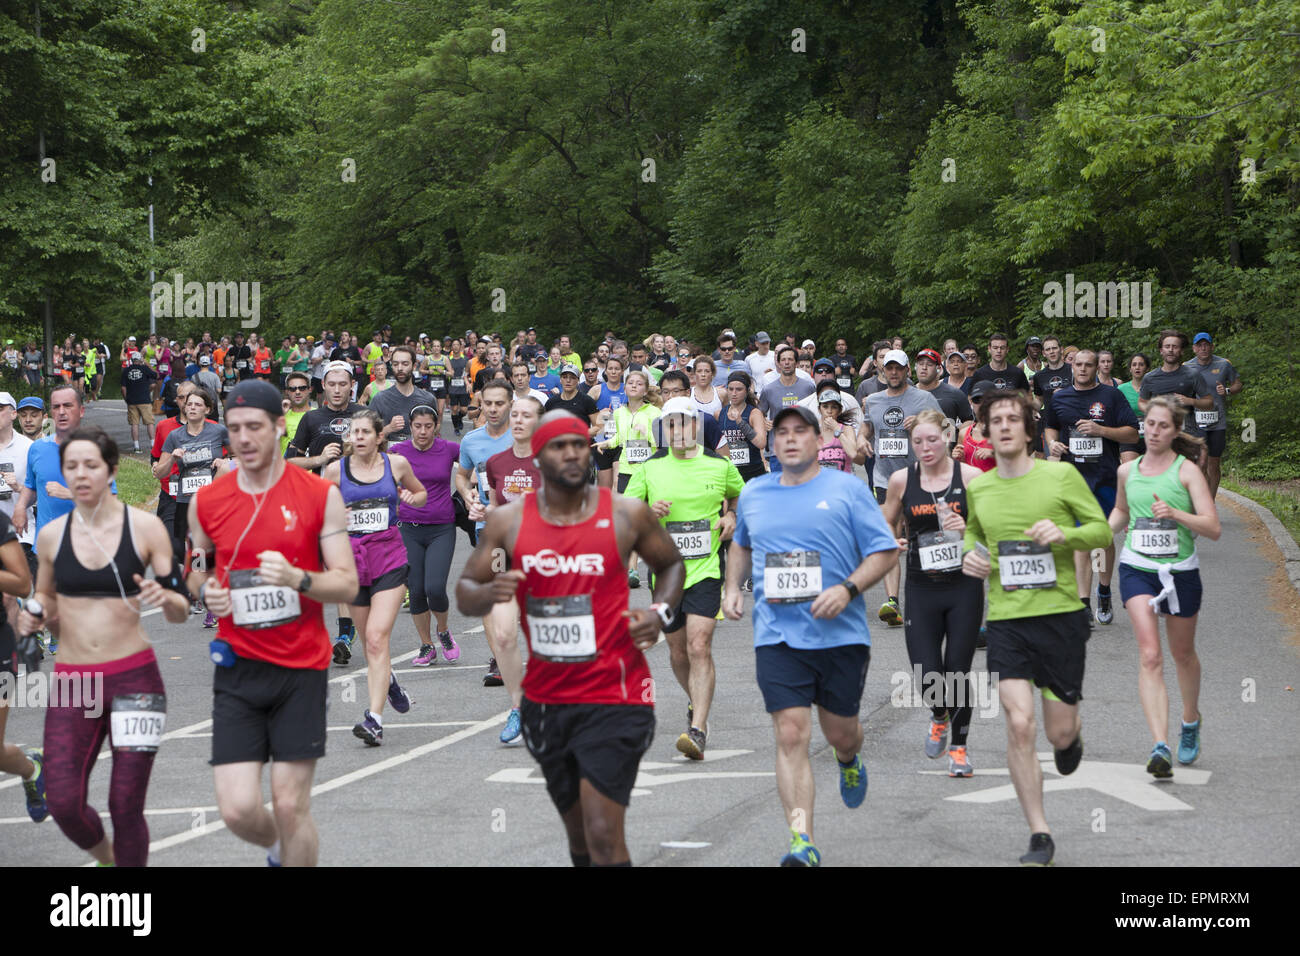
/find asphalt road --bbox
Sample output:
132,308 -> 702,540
4,399 -> 1296,866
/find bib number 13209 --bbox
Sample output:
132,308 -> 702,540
764,551 -> 822,603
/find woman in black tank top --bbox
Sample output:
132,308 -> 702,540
879,411 -> 985,778
720,372 -> 767,481
15,426 -> 189,867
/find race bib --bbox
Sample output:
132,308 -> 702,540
430,378 -> 445,391
110,693 -> 166,752
180,472 -> 212,495
168,479 -> 179,497
228,568 -> 301,629
475,460 -> 490,500
1194,409 -> 1219,427
764,550 -> 823,603
347,497 -> 390,534
836,376 -> 851,389
1137,419 -> 1145,437
997,541 -> 1056,591
667,519 -> 711,560
624,440 -> 652,464
184,445 -> 214,465
451,377 -> 465,388
236,360 -> 247,370
526,594 -> 597,662
918,530 -> 963,572
1133,517 -> 1178,557
1068,430 -> 1102,460
728,444 -> 751,466
877,434 -> 907,458
0,464 -> 12,500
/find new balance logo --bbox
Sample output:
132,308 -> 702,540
596,519 -> 611,528
816,500 -> 829,510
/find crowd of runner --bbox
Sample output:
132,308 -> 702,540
0,322 -> 1241,866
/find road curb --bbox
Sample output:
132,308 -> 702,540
1219,488 -> 1300,598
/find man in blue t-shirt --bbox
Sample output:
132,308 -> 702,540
15,385 -> 117,551
528,352 -> 561,396
451,380 -> 516,694
1041,349 -> 1139,627
723,404 -> 898,867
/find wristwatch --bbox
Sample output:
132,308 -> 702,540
650,602 -> 674,629
840,579 -> 860,599
297,570 -> 312,593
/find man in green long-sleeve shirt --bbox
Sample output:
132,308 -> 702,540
961,389 -> 1112,867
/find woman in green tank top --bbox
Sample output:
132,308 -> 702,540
1117,353 -> 1148,463
1108,396 -> 1220,780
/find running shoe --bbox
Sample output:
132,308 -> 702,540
387,673 -> 412,714
1053,734 -> 1083,776
1019,832 -> 1055,866
483,657 -> 503,687
1146,742 -> 1173,779
191,599 -> 204,616
332,637 -> 352,666
947,745 -> 973,778
780,831 -> 821,867
353,711 -> 383,746
878,598 -> 903,628
1095,590 -> 1114,625
627,568 -> 641,589
438,630 -> 460,662
22,748 -> 48,823
686,702 -> 693,732
46,634 -> 57,656
412,644 -> 437,667
267,855 -> 281,868
676,728 -> 706,760
203,611 -> 217,629
500,708 -> 522,743
741,577 -> 752,592
1178,716 -> 1202,765
926,718 -> 950,759
838,754 -> 868,808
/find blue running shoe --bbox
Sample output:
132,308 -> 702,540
1178,716 -> 1201,765
838,754 -> 868,808
1146,742 -> 1173,779
780,831 -> 821,867
387,673 -> 412,714
22,748 -> 48,823
500,708 -> 522,743
353,711 -> 383,746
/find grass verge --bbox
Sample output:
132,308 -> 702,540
1223,472 -> 1300,550
116,457 -> 159,509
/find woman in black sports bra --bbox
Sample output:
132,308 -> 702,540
16,426 -> 189,866
880,409 -> 985,778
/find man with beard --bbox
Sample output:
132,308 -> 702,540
370,346 -> 436,445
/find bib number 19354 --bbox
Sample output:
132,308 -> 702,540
764,551 -> 822,603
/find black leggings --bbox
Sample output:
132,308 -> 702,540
903,576 -> 983,746
170,500 -> 191,569
399,522 -> 457,615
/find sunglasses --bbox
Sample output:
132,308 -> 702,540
286,385 -> 310,392
584,367 -> 598,373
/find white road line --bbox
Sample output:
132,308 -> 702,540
327,649 -> 417,684
138,710 -> 510,859
167,721 -> 477,739
0,806 -> 220,826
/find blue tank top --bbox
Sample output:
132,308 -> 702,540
340,453 -> 399,534
596,381 -> 626,412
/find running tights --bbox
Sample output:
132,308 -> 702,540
400,522 -> 457,615
903,577 -> 982,745
43,650 -> 164,867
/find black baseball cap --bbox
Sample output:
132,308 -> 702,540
225,380 -> 284,421
771,405 -> 819,430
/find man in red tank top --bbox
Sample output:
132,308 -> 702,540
457,410 -> 685,866
187,380 -> 359,867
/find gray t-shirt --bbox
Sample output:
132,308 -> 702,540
918,382 -> 974,433
863,385 -> 942,488
1183,356 -> 1238,432
856,376 -> 889,405
758,376 -> 816,455
161,421 -> 229,502
370,384 -> 437,443
1140,366 -> 1212,438
193,369 -> 224,412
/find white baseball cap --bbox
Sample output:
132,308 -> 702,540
0,391 -> 15,408
801,339 -> 815,349
882,349 -> 910,367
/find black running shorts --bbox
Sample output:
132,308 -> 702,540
520,699 -> 655,810
211,657 -> 328,764
984,608 -> 1089,705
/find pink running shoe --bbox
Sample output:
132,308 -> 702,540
437,630 -> 460,662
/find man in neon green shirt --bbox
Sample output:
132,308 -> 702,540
961,388 -> 1111,867
281,371 -> 315,456
625,397 -> 743,760
362,330 -> 385,376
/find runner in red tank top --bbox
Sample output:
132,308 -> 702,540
457,410 -> 684,866
187,380 -> 359,867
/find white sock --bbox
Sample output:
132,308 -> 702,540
267,839 -> 281,865
371,710 -> 383,727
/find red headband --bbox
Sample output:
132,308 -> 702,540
531,416 -> 590,457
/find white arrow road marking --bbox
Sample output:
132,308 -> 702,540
660,842 -> 712,849
920,752 -> 1211,811
487,748 -> 773,797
